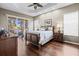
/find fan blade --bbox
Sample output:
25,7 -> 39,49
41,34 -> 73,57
28,4 -> 34,7
37,3 -> 43,7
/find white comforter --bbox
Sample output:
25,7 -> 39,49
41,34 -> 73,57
27,31 -> 53,45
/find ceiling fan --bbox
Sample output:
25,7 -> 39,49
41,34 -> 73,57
28,3 -> 43,10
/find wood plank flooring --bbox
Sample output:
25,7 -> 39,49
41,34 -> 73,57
18,38 -> 79,56
0,37 -> 79,56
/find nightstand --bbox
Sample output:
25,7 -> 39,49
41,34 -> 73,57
53,33 -> 63,42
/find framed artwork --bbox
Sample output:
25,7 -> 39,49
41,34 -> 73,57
44,19 -> 52,26
40,19 -> 52,31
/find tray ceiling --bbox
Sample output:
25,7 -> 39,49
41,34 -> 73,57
0,3 -> 73,17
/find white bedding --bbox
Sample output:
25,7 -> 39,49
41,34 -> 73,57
27,31 -> 53,45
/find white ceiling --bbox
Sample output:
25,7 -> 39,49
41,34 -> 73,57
0,3 -> 73,17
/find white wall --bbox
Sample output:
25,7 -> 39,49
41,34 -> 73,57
34,19 -> 40,30
28,20 -> 33,31
64,11 -> 78,36
34,6 -> 64,32
0,14 -> 8,30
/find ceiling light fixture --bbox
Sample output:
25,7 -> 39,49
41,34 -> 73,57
28,3 -> 43,10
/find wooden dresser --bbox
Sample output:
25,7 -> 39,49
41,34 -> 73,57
0,36 -> 18,56
53,33 -> 63,42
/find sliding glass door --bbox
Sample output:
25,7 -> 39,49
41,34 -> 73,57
8,17 -> 28,37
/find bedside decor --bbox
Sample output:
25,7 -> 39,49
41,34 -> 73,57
53,24 -> 63,42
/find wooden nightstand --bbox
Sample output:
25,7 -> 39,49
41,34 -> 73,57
53,33 -> 63,42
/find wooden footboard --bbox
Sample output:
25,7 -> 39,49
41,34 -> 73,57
25,33 -> 40,47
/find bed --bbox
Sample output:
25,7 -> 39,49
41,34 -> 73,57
25,27 -> 54,48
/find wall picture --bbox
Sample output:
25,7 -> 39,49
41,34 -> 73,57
44,19 -> 52,26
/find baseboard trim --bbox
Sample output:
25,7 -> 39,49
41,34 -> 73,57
64,41 -> 79,45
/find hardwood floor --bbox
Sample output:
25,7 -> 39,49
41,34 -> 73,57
18,38 -> 79,56
0,37 -> 79,56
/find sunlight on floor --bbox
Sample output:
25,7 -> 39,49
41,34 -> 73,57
17,38 -> 26,56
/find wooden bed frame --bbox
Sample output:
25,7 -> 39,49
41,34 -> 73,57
25,33 -> 41,48
25,26 -> 55,48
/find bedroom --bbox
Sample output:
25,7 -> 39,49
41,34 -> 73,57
0,3 -> 79,56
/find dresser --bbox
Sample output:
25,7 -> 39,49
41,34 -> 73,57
53,32 -> 63,42
0,36 -> 18,56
